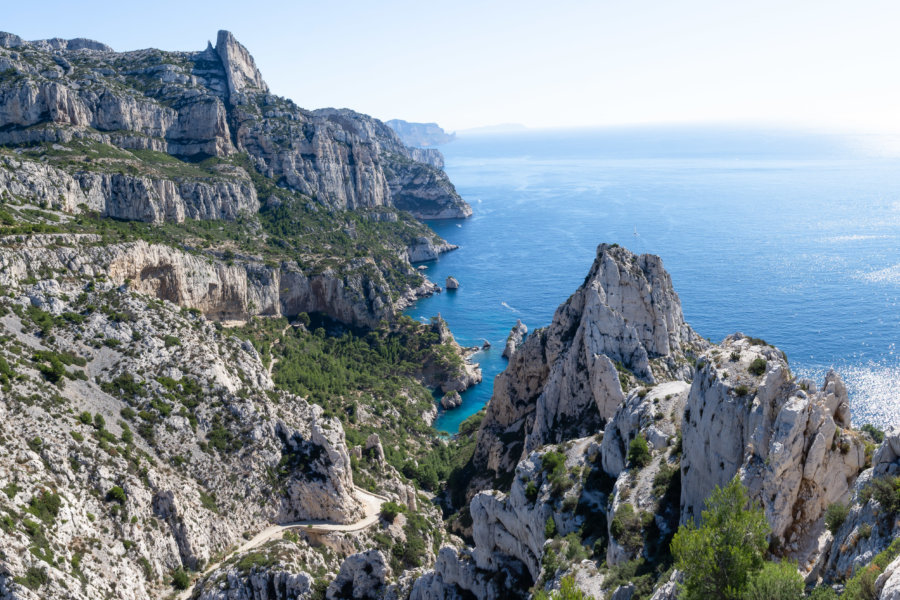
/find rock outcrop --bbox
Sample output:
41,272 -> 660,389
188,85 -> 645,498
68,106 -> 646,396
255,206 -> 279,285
441,390 -> 462,410
471,243 -> 706,492
0,235 -> 434,328
0,155 -> 258,223
681,334 -> 865,560
406,235 -> 458,263
326,550 -> 391,600
502,319 -> 528,359
420,315 -> 483,393
445,276 -> 459,290
814,428 -> 900,581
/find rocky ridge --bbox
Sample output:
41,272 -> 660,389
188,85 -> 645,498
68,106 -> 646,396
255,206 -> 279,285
471,243 -> 707,494
0,30 -> 471,220
417,243 -> 892,600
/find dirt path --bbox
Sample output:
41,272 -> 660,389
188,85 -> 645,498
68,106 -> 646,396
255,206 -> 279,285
266,321 -> 294,378
176,487 -> 387,599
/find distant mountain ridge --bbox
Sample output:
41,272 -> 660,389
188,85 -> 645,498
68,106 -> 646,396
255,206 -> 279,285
385,119 -> 456,147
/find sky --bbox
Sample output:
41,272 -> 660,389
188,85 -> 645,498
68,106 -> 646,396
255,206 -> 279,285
4,0 -> 900,133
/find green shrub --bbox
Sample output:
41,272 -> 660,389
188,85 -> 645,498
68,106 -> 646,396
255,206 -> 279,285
807,586 -> 838,600
735,384 -> 750,396
671,478 -> 769,600
163,335 -> 181,348
533,574 -> 589,600
860,475 -> 900,516
171,567 -> 190,590
0,355 -> 14,383
627,434 -> 651,469
93,413 -> 106,430
27,490 -> 62,524
610,503 -> 644,554
380,501 -> 406,522
544,516 -> 557,539
824,502 -> 848,534
78,411 -> 92,425
14,566 -> 48,590
842,538 -> 900,600
748,358 -> 767,377
106,486 -> 127,504
742,560 -> 803,600
525,480 -> 538,502
861,423 -> 885,443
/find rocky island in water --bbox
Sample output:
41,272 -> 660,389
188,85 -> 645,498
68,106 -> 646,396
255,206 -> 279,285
0,27 -> 897,600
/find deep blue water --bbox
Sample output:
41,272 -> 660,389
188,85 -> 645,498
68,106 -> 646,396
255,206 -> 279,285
404,126 -> 900,434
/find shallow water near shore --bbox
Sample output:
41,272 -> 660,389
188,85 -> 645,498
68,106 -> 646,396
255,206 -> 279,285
404,126 -> 900,434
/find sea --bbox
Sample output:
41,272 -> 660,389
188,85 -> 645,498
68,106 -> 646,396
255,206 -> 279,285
403,125 -> 900,434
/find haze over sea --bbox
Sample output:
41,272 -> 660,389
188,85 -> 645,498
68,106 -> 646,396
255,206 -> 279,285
405,126 -> 900,434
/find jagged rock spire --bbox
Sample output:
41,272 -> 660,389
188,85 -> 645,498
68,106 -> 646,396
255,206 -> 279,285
215,30 -> 269,97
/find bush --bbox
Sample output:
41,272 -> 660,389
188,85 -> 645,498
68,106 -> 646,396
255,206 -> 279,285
14,566 -> 48,590
807,587 -> 838,600
861,423 -> 885,443
106,486 -> 127,504
627,434 -> 652,469
610,503 -> 644,554
27,490 -> 62,524
861,475 -> 900,516
525,480 -> 538,503
163,335 -> 181,348
78,411 -> 92,425
742,560 -> 803,600
824,502 -> 848,534
671,478 -> 769,600
533,575 -> 589,600
748,358 -> 767,377
171,567 -> 190,590
545,516 -> 557,539
842,538 -> 900,600
380,501 -> 406,522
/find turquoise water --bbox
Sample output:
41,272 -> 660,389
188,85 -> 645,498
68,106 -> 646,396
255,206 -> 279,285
404,126 -> 900,434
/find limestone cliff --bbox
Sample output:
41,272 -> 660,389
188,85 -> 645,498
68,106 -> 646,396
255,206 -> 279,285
471,243 -> 706,493
0,235 -> 432,329
680,334 -> 865,562
0,30 -> 471,220
0,278 -> 361,599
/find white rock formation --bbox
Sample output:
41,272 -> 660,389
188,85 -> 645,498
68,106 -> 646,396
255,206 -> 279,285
326,550 -> 391,600
502,319 -> 528,359
815,428 -> 900,581
0,235 -> 435,328
472,243 -> 705,491
441,391 -> 462,410
445,276 -> 459,290
681,334 -> 865,560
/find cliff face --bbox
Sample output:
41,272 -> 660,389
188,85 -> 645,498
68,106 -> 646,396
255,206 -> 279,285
0,278 -> 361,600
0,31 -> 470,220
681,334 -> 865,561
470,243 -> 706,492
0,155 -> 259,224
0,234 -> 435,329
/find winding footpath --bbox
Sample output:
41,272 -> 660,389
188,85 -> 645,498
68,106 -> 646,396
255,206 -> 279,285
176,487 -> 387,599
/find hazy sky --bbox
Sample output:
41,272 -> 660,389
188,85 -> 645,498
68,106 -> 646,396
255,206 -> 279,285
5,1 -> 900,132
